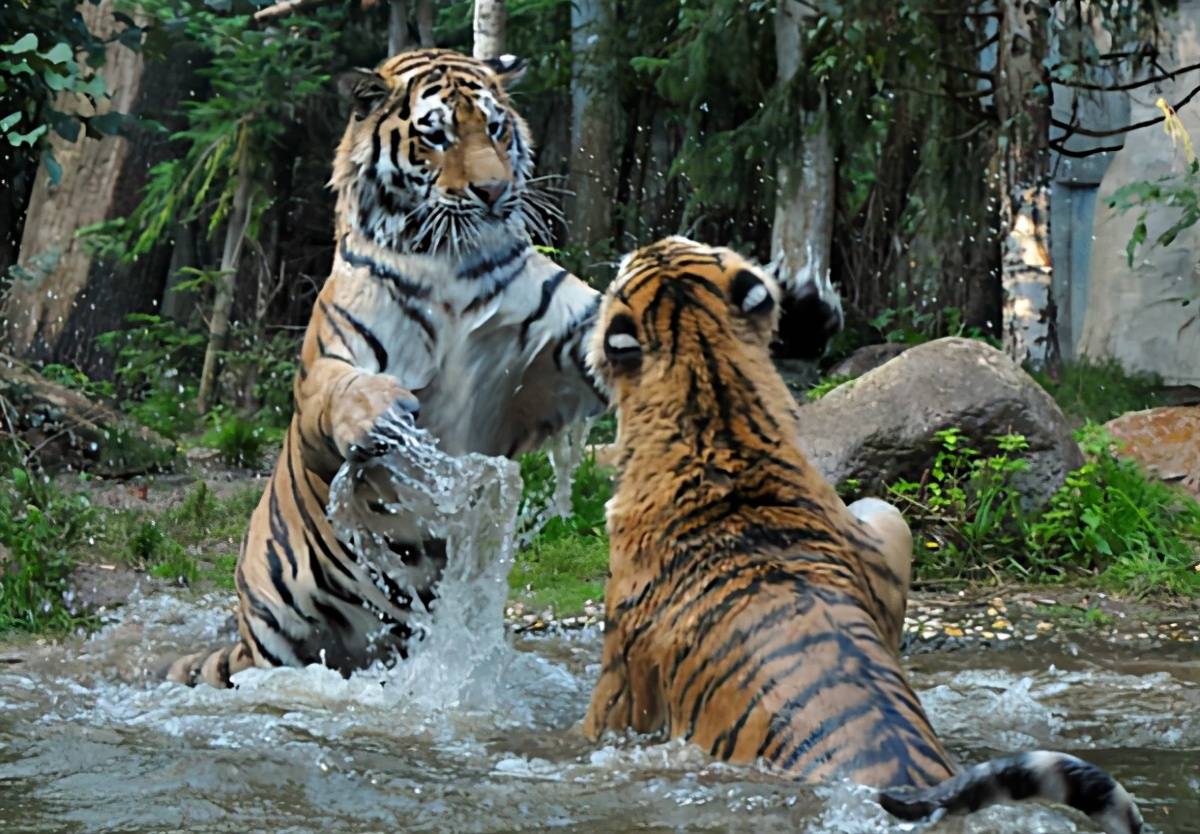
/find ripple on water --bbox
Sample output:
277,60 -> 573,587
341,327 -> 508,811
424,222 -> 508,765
1,423 -> 1197,832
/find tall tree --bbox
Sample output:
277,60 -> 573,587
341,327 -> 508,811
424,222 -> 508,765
388,0 -> 409,55
567,0 -> 614,263
472,0 -> 506,59
995,0 -> 1056,369
771,1 -> 834,298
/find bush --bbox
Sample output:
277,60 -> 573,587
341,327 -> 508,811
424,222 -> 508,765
0,468 -> 96,632
208,413 -> 270,469
891,426 -> 1200,593
511,452 -> 613,614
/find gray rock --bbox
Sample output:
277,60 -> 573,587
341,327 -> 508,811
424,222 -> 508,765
796,337 -> 1083,507
826,342 -> 912,379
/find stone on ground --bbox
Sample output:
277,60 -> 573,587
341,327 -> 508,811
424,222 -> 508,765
1104,405 -> 1200,497
795,337 -> 1083,507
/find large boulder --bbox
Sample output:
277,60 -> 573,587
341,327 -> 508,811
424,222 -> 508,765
796,337 -> 1083,506
1104,406 -> 1200,498
0,354 -> 176,476
825,342 -> 911,379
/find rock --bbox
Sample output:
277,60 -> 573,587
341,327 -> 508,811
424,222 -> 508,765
795,337 -> 1084,507
0,353 -> 176,476
826,342 -> 912,379
1104,406 -> 1200,497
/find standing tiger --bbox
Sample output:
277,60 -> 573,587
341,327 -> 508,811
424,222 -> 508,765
583,236 -> 1143,834
166,48 -> 844,688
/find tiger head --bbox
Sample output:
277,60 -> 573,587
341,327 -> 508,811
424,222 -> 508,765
588,236 -> 786,406
332,49 -> 552,255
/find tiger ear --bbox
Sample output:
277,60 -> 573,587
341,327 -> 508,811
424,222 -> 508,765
603,313 -> 642,375
483,54 -> 527,87
337,68 -> 390,118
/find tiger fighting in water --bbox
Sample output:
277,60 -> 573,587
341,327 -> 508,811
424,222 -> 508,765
167,48 -> 845,688
582,237 -> 1143,834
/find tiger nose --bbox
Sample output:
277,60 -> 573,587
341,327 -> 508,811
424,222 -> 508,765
469,181 -> 509,207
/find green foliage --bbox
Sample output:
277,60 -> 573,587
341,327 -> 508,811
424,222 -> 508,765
805,374 -> 856,401
0,2 -> 140,185
889,429 -> 1031,577
1027,425 -> 1200,595
890,426 -> 1200,594
0,467 -> 97,632
96,314 -> 205,438
206,412 -> 270,469
1109,159 -> 1200,266
511,453 -> 613,615
218,326 -> 297,427
1031,358 -> 1163,426
116,1 -> 341,256
96,481 -> 259,589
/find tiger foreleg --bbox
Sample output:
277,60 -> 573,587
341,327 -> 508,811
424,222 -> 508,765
296,357 -> 419,463
847,497 -> 913,651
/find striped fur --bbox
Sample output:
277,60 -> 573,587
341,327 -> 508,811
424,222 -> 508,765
168,49 -> 605,687
583,236 -> 1142,834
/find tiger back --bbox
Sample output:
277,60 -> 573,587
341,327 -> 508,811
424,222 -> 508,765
583,237 -> 1143,834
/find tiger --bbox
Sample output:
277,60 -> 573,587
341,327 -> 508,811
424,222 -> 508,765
582,236 -> 1143,834
165,48 -> 845,689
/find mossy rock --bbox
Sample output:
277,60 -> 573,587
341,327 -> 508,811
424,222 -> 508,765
0,354 -> 177,476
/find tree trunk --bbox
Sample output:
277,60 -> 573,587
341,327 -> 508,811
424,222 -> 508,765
388,0 -> 409,55
567,0 -> 614,262
472,0 -> 506,60
771,0 -> 834,297
1,0 -> 146,363
996,0 -> 1057,369
196,144 -> 254,414
417,0 -> 436,46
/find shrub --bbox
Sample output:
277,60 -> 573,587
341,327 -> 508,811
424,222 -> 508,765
890,425 -> 1200,593
0,468 -> 96,632
1031,358 -> 1163,426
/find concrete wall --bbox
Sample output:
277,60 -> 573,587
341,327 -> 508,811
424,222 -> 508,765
1071,3 -> 1200,383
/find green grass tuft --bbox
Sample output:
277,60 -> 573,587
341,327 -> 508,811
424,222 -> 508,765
1031,357 -> 1163,426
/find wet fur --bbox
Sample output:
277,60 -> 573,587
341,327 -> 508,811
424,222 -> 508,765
169,50 -> 604,687
584,237 -> 1142,834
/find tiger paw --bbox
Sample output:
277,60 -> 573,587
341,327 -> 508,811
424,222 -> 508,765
771,262 -> 844,360
347,400 -> 421,463
332,374 -> 419,461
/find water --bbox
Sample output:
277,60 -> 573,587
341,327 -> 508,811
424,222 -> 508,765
1,433 -> 1197,833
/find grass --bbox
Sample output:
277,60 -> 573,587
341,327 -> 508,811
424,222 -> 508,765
510,451 -> 614,615
0,467 -> 98,633
94,481 -> 259,589
1030,357 -> 1163,426
893,425 -> 1200,594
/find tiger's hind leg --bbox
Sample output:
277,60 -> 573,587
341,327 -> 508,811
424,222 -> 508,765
167,640 -> 256,688
847,497 -> 913,651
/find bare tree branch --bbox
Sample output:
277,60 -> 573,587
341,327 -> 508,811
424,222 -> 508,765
1050,81 -> 1200,139
253,0 -> 330,23
1052,61 -> 1200,92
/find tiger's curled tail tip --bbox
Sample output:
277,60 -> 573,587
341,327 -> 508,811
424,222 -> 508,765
877,751 -> 1143,834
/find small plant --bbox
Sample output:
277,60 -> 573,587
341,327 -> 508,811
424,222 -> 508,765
511,452 -> 614,615
806,374 -> 856,401
0,467 -> 97,632
1027,424 -> 1200,594
209,413 -> 269,469
1031,358 -> 1163,426
887,428 -> 1030,578
96,313 -> 206,438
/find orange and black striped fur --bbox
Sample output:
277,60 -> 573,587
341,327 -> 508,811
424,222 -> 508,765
167,50 -> 608,687
583,237 -> 1143,834
167,49 -> 846,689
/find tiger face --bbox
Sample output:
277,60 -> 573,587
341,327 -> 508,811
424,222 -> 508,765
588,236 -> 783,398
332,49 -> 550,254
